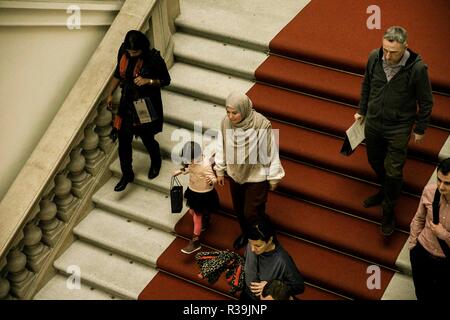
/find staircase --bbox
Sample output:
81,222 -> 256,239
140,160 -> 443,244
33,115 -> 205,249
35,0 -> 449,300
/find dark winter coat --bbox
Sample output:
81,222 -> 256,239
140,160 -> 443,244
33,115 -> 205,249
113,44 -> 171,134
358,48 -> 433,135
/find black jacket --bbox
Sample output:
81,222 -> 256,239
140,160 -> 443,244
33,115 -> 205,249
243,243 -> 305,300
113,44 -> 171,134
358,48 -> 433,134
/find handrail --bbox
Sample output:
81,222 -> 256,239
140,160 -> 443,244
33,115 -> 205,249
0,0 -> 176,299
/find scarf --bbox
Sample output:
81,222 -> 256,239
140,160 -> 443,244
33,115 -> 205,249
221,92 -> 272,183
119,53 -> 143,79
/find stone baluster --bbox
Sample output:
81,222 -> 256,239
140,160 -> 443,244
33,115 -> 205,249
0,275 -> 11,300
38,198 -> 65,248
95,104 -> 114,153
68,147 -> 93,199
6,249 -> 34,299
54,173 -> 79,222
82,123 -> 105,176
22,223 -> 51,273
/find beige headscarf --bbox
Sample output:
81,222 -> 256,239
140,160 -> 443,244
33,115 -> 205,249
221,92 -> 273,183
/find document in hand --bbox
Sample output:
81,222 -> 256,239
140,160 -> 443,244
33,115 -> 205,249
340,119 -> 365,156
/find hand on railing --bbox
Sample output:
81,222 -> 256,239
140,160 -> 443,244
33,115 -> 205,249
106,94 -> 114,111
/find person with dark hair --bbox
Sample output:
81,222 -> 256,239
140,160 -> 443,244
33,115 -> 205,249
408,158 -> 450,300
173,141 -> 219,254
214,91 -> 285,249
354,26 -> 434,236
105,30 -> 171,192
260,279 -> 293,300
240,217 -> 304,301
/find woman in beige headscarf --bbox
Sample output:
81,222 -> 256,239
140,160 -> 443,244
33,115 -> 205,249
214,92 -> 285,249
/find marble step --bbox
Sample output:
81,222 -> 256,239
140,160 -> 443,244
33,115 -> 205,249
34,274 -> 118,300
73,208 -> 176,267
173,32 -> 267,80
54,240 -> 157,300
175,0 -> 310,51
166,62 -> 253,105
93,177 -> 186,232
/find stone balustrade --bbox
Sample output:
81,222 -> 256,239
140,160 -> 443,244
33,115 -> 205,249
0,0 -> 178,299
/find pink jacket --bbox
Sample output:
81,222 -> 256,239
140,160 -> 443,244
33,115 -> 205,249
182,156 -> 217,193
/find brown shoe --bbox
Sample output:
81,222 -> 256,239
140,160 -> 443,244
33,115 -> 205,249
181,238 -> 201,254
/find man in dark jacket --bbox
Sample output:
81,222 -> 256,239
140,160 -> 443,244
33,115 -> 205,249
354,26 -> 434,236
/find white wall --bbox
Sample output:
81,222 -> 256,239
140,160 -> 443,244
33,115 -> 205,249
0,25 -> 109,201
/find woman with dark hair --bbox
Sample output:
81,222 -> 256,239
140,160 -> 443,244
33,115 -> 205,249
106,30 -> 171,192
240,217 -> 304,301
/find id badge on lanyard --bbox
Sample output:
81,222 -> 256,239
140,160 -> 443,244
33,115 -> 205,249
133,99 -> 151,124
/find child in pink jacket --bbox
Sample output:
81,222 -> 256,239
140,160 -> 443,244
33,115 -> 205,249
173,141 -> 219,254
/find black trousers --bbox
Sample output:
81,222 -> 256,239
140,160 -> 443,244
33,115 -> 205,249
364,125 -> 410,180
118,122 -> 161,178
364,125 -> 410,207
229,180 -> 269,236
410,241 -> 450,301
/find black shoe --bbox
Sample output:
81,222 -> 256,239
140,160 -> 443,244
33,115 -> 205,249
114,175 -> 134,192
233,234 -> 248,250
148,164 -> 161,180
363,191 -> 384,208
380,206 -> 396,236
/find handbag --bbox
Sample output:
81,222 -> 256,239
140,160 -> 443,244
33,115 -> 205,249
170,176 -> 183,213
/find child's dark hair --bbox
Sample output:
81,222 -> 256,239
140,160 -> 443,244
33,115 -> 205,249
247,216 -> 277,243
180,141 -> 202,164
261,279 -> 291,300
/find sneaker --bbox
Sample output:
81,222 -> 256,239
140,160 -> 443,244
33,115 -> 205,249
181,239 -> 201,254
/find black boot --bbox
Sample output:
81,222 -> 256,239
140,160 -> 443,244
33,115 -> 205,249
381,204 -> 396,236
363,190 -> 384,208
148,160 -> 161,179
380,177 -> 403,236
114,174 -> 134,192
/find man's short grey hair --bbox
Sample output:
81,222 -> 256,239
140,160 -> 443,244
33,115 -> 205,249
383,26 -> 408,46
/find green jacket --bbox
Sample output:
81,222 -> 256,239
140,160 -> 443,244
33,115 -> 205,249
358,48 -> 434,134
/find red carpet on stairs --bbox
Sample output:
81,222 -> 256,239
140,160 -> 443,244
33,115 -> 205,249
270,0 -> 450,93
255,56 -> 450,129
138,271 -> 227,300
270,118 -> 435,195
278,158 -> 419,232
215,178 -> 408,270
173,211 -> 393,300
247,84 -> 449,163
138,1 -> 449,300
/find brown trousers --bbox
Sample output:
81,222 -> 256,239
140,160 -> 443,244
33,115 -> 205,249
229,179 -> 269,235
